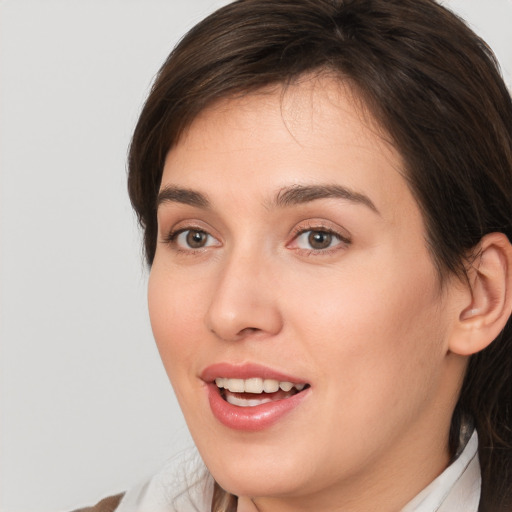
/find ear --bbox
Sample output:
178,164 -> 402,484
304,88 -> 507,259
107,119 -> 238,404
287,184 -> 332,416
449,232 -> 512,356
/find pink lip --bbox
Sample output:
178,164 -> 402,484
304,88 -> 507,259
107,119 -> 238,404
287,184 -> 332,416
201,363 -> 310,431
200,362 -> 306,383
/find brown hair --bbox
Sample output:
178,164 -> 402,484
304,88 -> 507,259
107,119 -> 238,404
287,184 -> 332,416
128,1 -> 512,510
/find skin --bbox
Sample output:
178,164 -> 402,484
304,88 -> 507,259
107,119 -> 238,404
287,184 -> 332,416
148,76 -> 470,511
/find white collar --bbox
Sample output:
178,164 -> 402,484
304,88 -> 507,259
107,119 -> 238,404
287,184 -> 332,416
401,429 -> 480,512
117,431 -> 480,512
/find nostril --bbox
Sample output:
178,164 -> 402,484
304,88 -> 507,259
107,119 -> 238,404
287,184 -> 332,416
208,325 -> 261,341
239,327 -> 260,335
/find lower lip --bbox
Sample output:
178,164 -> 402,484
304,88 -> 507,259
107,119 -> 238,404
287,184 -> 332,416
206,383 -> 310,431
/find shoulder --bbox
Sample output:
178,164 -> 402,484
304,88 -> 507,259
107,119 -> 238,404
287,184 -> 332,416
72,449 -> 211,512
118,450 -> 213,511
72,493 -> 125,512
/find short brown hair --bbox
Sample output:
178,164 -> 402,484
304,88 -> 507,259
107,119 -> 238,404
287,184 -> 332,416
128,1 -> 512,510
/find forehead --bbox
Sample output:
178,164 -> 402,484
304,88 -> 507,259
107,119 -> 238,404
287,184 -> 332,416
175,75 -> 390,153
162,75 -> 411,217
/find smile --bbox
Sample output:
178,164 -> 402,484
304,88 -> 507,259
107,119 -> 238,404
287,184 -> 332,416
215,377 -> 308,407
202,364 -> 311,430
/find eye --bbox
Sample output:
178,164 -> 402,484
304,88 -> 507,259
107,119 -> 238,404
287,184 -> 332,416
172,229 -> 219,250
289,227 -> 350,253
296,230 -> 337,250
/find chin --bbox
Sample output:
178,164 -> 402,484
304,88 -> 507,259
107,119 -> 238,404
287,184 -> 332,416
201,442 -> 314,499
214,470 -> 301,501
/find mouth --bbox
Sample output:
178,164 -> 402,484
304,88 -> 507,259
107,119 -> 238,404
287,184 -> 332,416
215,377 -> 310,407
201,363 -> 311,430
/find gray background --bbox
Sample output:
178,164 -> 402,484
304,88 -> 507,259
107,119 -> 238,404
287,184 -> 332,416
1,1 -> 511,511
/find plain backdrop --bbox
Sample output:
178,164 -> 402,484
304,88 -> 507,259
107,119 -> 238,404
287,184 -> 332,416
0,1 -> 511,511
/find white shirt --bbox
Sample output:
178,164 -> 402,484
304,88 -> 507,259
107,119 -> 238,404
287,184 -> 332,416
116,431 -> 480,512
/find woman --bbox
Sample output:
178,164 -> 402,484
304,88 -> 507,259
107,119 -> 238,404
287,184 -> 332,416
81,0 -> 512,510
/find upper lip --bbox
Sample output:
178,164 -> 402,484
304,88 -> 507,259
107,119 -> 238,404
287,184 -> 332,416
200,362 -> 308,384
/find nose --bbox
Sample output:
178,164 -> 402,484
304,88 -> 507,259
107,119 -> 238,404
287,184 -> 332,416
205,251 -> 283,342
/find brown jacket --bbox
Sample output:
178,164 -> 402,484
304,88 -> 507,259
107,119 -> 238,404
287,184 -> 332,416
73,493 -> 124,512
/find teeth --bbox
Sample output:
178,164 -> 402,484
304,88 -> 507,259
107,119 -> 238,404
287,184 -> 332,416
215,377 -> 226,388
225,394 -> 274,407
263,379 -> 280,393
244,377 -> 263,393
227,378 -> 245,393
215,377 -> 306,393
279,381 -> 294,392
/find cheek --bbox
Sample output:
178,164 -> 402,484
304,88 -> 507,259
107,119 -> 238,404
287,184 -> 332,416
147,265 -> 207,380
285,251 -> 447,412
268,258 -> 449,484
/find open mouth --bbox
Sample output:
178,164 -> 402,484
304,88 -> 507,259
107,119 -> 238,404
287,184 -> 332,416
215,377 -> 310,407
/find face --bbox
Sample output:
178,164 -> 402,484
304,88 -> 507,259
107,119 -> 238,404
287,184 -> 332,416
149,77 -> 464,510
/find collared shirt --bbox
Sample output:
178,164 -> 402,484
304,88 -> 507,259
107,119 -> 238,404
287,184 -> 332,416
116,430 -> 480,512
402,430 -> 480,512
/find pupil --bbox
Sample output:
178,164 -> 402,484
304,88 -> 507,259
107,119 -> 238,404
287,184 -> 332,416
308,231 -> 331,249
186,230 -> 206,248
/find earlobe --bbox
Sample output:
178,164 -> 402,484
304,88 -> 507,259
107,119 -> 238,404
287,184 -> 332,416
450,232 -> 512,356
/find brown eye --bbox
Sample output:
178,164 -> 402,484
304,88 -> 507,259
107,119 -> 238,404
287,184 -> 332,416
185,230 -> 209,248
291,228 -> 347,253
307,231 -> 333,249
170,228 -> 221,252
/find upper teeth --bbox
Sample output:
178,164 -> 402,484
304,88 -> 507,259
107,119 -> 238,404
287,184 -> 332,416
215,377 -> 306,393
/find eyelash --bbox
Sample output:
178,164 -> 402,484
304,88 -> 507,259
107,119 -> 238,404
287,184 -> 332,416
162,223 -> 351,256
163,226 -> 218,254
289,224 -> 351,255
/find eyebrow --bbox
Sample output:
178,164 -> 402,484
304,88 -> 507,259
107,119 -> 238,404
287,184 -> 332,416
156,183 -> 379,214
157,185 -> 210,209
274,184 -> 379,213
